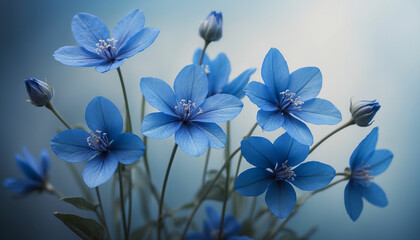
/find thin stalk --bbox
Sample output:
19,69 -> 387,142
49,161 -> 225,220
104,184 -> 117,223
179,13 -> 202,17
202,147 -> 211,185
45,183 -> 63,199
198,41 -> 210,65
218,121 -> 231,239
309,119 -> 355,154
96,187 -> 111,239
127,169 -> 133,238
118,165 -> 128,240
45,102 -> 71,129
117,67 -> 132,133
140,95 -> 151,179
269,176 -> 350,239
249,197 -> 258,221
157,144 -> 178,240
181,147 -> 241,239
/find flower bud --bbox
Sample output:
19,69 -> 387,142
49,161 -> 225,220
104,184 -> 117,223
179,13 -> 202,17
199,11 -> 223,42
350,100 -> 380,126
25,78 -> 54,107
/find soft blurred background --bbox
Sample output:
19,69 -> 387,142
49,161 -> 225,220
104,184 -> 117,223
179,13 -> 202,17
1,0 -> 419,239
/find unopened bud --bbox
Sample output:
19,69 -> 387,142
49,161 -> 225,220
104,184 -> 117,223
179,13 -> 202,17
199,11 -> 223,42
25,78 -> 54,107
350,100 -> 380,127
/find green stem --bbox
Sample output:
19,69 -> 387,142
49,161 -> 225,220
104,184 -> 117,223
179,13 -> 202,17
249,197 -> 258,221
269,176 -> 350,239
202,147 -> 211,185
181,147 -> 241,239
117,67 -> 132,133
45,102 -> 71,129
218,121 -> 231,239
127,169 -> 133,238
96,187 -> 111,239
157,144 -> 178,240
141,95 -> 151,179
198,41 -> 210,66
118,165 -> 128,240
45,183 -> 63,199
309,119 -> 355,154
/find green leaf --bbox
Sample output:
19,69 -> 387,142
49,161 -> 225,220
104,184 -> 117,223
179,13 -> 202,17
61,197 -> 98,211
54,213 -> 104,240
131,221 -> 156,240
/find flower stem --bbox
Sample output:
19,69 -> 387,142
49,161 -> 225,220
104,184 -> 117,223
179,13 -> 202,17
198,41 -> 210,65
96,187 -> 111,239
218,121 -> 231,239
309,119 -> 355,154
181,147 -> 241,239
157,144 -> 178,240
45,102 -> 71,129
140,95 -> 151,179
202,147 -> 211,185
45,183 -> 63,199
269,175 -> 350,239
127,169 -> 133,239
118,165 -> 128,240
117,67 -> 132,133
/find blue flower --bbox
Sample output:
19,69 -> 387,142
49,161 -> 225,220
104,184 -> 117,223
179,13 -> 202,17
199,11 -> 223,42
193,49 -> 256,98
350,99 -> 381,127
344,127 -> 393,221
140,64 -> 243,157
25,78 -> 54,107
50,96 -> 145,188
234,133 -> 336,218
245,48 -> 342,145
3,147 -> 50,194
54,9 -> 159,73
186,206 -> 253,240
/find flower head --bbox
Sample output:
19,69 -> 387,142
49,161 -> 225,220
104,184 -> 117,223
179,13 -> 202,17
186,206 -> 253,240
54,9 -> 159,73
234,133 -> 336,218
245,48 -> 342,145
50,96 -> 145,188
193,49 -> 256,98
140,64 -> 243,157
350,99 -> 381,127
3,147 -> 50,194
25,78 -> 54,107
344,127 -> 393,221
199,11 -> 223,42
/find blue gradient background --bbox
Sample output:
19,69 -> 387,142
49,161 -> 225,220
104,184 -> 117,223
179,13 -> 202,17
1,0 -> 419,239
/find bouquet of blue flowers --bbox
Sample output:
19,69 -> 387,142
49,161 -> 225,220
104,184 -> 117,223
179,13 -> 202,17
4,9 -> 392,240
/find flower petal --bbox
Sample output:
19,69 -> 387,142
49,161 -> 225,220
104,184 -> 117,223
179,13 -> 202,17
82,153 -> 118,188
141,112 -> 181,139
112,9 -> 145,50
206,206 -> 220,228
174,64 -> 208,107
230,237 -> 253,240
288,67 -> 322,101
350,127 -> 378,170
273,133 -> 309,167
140,77 -> 177,116
356,182 -> 388,207
117,27 -> 160,59
50,129 -> 97,163
85,96 -> 123,140
282,114 -> 313,146
292,161 -> 336,191
234,168 -> 273,197
222,68 -> 256,99
261,48 -> 289,98
292,98 -> 342,125
241,137 -> 277,169
3,178 -> 42,194
53,46 -> 105,67
71,13 -> 110,53
208,53 -> 231,95
265,181 -> 296,219
366,149 -> 393,176
15,153 -> 42,181
344,180 -> 364,221
223,215 -> 241,237
175,123 -> 209,157
193,122 -> 227,149
192,48 -> 210,66
110,133 -> 145,165
191,94 -> 243,123
185,233 -> 206,240
257,110 -> 285,131
94,59 -> 124,73
244,82 -> 278,111
39,150 -> 51,178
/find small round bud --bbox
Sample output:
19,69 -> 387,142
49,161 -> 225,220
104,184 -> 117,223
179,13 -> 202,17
25,78 -> 54,107
199,11 -> 223,42
350,99 -> 380,127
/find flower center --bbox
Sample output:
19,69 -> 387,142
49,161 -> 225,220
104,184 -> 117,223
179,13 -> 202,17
351,164 -> 373,186
87,130 -> 111,152
278,90 -> 304,112
95,38 -> 118,59
174,99 -> 203,121
274,160 -> 296,181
